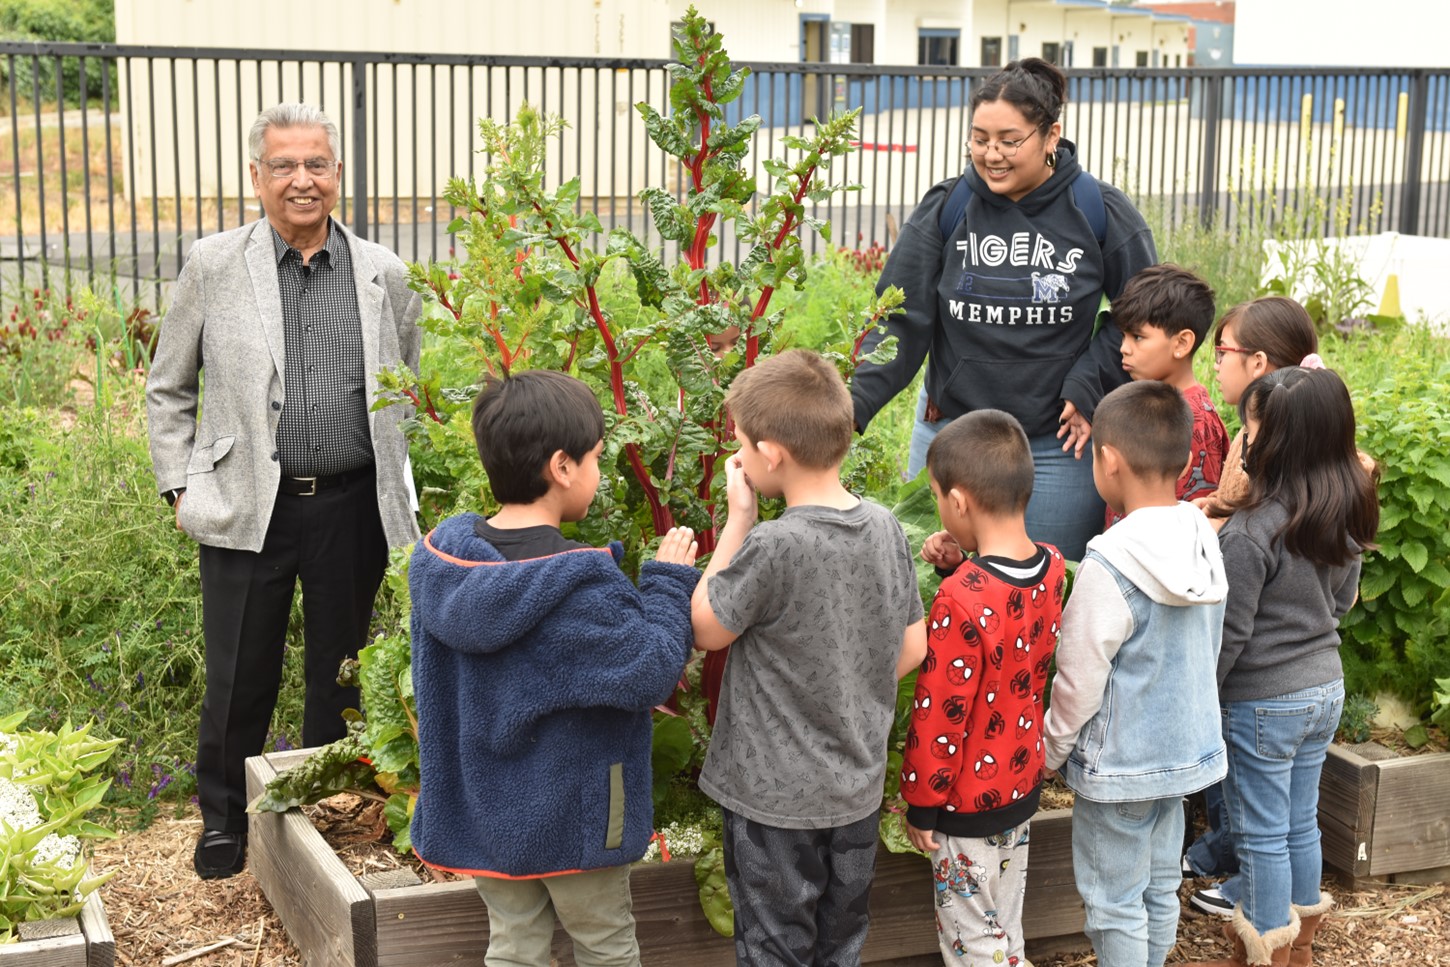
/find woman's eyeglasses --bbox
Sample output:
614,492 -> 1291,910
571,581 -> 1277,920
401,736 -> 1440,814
1214,345 -> 1256,364
968,129 -> 1039,158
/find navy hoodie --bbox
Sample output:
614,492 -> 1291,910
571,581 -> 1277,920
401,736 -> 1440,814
409,513 -> 699,877
852,140 -> 1156,438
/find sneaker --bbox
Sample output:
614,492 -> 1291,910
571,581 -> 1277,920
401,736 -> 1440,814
1190,886 -> 1234,919
194,829 -> 247,879
1181,853 -> 1196,878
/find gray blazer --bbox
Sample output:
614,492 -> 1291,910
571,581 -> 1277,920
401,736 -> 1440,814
146,218 -> 423,552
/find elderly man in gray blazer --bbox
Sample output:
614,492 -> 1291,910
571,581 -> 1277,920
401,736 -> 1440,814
147,102 -> 421,879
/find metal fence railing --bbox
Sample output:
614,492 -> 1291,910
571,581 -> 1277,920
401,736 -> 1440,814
4,42 -> 1450,313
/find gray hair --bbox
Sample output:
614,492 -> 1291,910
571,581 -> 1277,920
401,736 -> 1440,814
248,103 -> 341,161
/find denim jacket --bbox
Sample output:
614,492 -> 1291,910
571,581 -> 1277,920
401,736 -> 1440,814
1043,503 -> 1228,802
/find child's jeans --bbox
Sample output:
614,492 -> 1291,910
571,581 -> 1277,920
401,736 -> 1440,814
1072,796 -> 1185,967
722,808 -> 878,967
929,824 -> 1031,966
473,863 -> 638,967
1217,679 -> 1344,934
1184,782 -> 1239,877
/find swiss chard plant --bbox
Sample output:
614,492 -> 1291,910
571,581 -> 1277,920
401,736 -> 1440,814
0,711 -> 119,945
258,7 -> 904,936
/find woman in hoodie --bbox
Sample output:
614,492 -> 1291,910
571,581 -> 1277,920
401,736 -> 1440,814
851,58 -> 1156,561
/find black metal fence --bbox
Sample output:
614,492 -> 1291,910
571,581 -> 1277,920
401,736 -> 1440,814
4,41 -> 1450,313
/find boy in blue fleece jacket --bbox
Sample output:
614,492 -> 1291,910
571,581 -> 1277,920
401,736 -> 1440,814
410,370 -> 700,966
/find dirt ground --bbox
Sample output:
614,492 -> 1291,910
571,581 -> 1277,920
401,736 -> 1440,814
86,802 -> 1449,966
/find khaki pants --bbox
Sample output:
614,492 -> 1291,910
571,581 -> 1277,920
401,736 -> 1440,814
473,864 -> 639,967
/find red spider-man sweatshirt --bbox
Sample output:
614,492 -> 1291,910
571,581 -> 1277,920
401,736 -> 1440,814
902,545 -> 1065,838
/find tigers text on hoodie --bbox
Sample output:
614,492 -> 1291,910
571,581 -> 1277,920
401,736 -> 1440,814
851,141 -> 1156,438
1042,503 -> 1228,803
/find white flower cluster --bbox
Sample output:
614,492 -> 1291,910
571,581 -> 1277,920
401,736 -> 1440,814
0,735 -> 84,873
641,820 -> 711,863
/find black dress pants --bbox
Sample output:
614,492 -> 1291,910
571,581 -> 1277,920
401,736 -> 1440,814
195,469 -> 388,833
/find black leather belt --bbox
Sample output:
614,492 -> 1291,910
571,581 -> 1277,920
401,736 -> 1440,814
278,464 -> 374,496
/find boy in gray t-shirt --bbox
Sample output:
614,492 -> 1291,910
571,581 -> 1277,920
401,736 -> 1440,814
692,350 -> 927,966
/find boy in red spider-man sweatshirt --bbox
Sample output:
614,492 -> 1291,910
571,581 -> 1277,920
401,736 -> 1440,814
902,409 -> 1065,967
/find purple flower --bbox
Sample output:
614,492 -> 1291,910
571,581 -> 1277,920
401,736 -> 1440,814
147,774 -> 173,799
134,671 -> 144,688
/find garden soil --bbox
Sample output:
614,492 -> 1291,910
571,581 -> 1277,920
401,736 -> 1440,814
92,803 -> 1448,966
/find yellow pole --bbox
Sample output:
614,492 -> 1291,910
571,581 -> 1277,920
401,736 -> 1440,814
1301,92 -> 1314,146
1333,97 -> 1345,148
1397,91 -> 1409,142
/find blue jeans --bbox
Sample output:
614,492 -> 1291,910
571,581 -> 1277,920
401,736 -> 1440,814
1185,782 -> 1239,877
908,388 -> 1105,561
1072,797 -> 1184,967
1217,680 -> 1344,934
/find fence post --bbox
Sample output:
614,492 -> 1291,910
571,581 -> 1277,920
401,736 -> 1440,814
1198,72 -> 1224,229
351,60 -> 369,240
1398,70 -> 1429,236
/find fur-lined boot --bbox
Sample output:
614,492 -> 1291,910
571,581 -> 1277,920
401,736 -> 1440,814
1193,906 -> 1301,967
1287,893 -> 1334,967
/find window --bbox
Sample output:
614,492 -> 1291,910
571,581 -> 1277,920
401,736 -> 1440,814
851,24 -> 875,63
918,29 -> 960,67
981,36 -> 1002,67
1092,46 -> 1108,67
1135,50 -> 1150,67
1041,42 -> 1062,65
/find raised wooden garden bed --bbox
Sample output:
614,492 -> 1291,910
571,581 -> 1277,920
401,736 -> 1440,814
0,889 -> 114,967
247,748 -> 1085,967
1319,741 -> 1450,880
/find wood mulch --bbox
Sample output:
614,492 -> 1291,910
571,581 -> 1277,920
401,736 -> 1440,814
86,800 -> 1448,966
1035,877 -> 1450,965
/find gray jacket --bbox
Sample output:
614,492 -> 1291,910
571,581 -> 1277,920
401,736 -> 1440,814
146,218 -> 422,552
1216,499 -> 1360,703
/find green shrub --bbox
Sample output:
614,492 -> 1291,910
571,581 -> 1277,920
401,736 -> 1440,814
0,711 -> 119,943
0,0 -> 115,109
1336,329 -> 1450,713
0,383 -> 309,814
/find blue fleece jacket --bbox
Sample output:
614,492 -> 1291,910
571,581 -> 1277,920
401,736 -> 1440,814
409,513 -> 700,877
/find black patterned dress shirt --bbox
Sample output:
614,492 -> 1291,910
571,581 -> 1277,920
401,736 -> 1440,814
271,220 -> 373,477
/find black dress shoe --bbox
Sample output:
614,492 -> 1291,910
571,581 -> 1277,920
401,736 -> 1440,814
194,829 -> 247,879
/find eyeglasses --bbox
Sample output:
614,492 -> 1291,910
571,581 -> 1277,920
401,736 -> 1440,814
1214,345 -> 1257,364
260,157 -> 338,179
968,128 -> 1039,158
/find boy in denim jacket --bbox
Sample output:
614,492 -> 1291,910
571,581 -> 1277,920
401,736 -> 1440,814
1042,381 -> 1228,967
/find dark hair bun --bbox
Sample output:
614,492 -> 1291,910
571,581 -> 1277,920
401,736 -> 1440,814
971,57 -> 1067,130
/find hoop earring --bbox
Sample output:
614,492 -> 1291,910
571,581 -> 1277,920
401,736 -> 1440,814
1045,152 -> 1057,169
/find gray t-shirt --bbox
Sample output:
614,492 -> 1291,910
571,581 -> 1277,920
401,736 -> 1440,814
698,499 -> 925,829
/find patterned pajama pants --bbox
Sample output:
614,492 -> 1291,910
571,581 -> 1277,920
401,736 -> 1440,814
721,808 -> 880,967
929,823 -> 1031,966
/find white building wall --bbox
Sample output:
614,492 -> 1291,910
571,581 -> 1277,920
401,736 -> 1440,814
1235,0 -> 1449,67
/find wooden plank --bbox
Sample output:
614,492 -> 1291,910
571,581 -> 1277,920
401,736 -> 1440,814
623,858 -> 736,966
372,879 -> 489,967
1366,751 -> 1450,876
859,849 -> 939,963
78,887 -> 115,967
0,932 -> 87,967
246,752 -> 377,967
16,921 -> 79,942
1023,809 -> 1086,940
1318,744 -> 1376,877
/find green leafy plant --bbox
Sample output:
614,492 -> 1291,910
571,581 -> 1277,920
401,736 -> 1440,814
0,711 -> 119,944
1430,678 -> 1450,734
377,5 -> 900,560
1337,339 -> 1450,715
1336,694 -> 1380,745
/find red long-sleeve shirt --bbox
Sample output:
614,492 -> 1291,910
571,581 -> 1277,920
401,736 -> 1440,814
902,545 -> 1065,838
